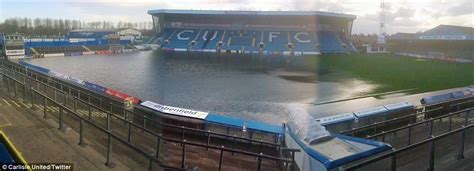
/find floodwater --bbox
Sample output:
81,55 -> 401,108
25,51 -> 378,124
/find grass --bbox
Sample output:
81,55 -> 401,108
304,54 -> 474,94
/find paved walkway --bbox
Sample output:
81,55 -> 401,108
0,90 -> 131,170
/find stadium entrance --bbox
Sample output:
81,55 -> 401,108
148,10 -> 357,56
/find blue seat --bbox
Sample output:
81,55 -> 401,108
318,31 -> 347,53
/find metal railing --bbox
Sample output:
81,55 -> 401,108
109,103 -> 282,151
29,88 -> 177,170
367,108 -> 472,145
339,107 -> 444,136
345,124 -> 472,171
32,87 -> 298,170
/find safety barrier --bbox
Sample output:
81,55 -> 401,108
338,107 -> 444,136
366,108 -> 472,145
345,124 -> 472,171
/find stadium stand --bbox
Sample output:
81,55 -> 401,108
34,46 -> 86,54
148,9 -> 357,56
389,25 -> 474,61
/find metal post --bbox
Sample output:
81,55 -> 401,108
105,133 -> 114,168
155,135 -> 161,158
181,126 -> 185,143
6,78 -> 9,92
408,125 -> 412,145
427,137 -> 435,171
43,97 -> 47,118
448,115 -> 452,131
106,111 -> 111,130
181,140 -> 186,169
79,119 -> 86,147
257,155 -> 262,171
59,107 -> 64,131
127,123 -> 132,143
232,135 -> 236,155
54,90 -> 57,101
74,98 -> 77,112
429,120 -> 433,138
148,158 -> 153,171
456,127 -> 466,159
22,83 -> 26,103
218,146 -> 224,171
464,110 -> 469,126
88,104 -> 92,120
14,82 -> 17,97
207,130 -> 211,151
259,140 -> 263,154
30,87 -> 35,109
391,154 -> 397,171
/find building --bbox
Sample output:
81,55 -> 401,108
68,28 -> 141,43
148,9 -> 357,56
389,25 -> 473,61
4,33 -> 25,59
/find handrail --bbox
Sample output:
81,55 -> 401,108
76,97 -> 286,155
339,107 -> 444,135
110,103 -> 281,147
367,107 -> 472,139
30,88 -> 175,170
2,61 -> 118,105
35,89 -> 296,169
345,124 -> 473,171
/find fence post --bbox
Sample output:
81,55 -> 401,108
106,111 -> 111,130
22,83 -> 26,103
407,125 -> 412,145
127,123 -> 132,143
456,126 -> 466,160
88,104 -> 92,120
218,146 -> 224,171
30,87 -> 35,109
181,139 -> 187,169
448,115 -> 452,131
14,81 -> 17,97
427,136 -> 435,171
207,130 -> 211,151
232,135 -> 236,155
79,119 -> 87,147
74,98 -> 77,113
155,134 -> 161,158
257,154 -> 262,171
464,110 -> 470,126
428,120 -> 434,138
43,97 -> 47,118
105,133 -> 115,168
58,107 -> 64,131
391,154 -> 397,171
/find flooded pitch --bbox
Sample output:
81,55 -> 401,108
25,51 -> 378,123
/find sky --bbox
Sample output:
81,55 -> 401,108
0,0 -> 472,34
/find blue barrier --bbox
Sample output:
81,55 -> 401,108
204,113 -> 283,135
84,81 -> 107,93
421,90 -> 473,105
19,60 -> 50,74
